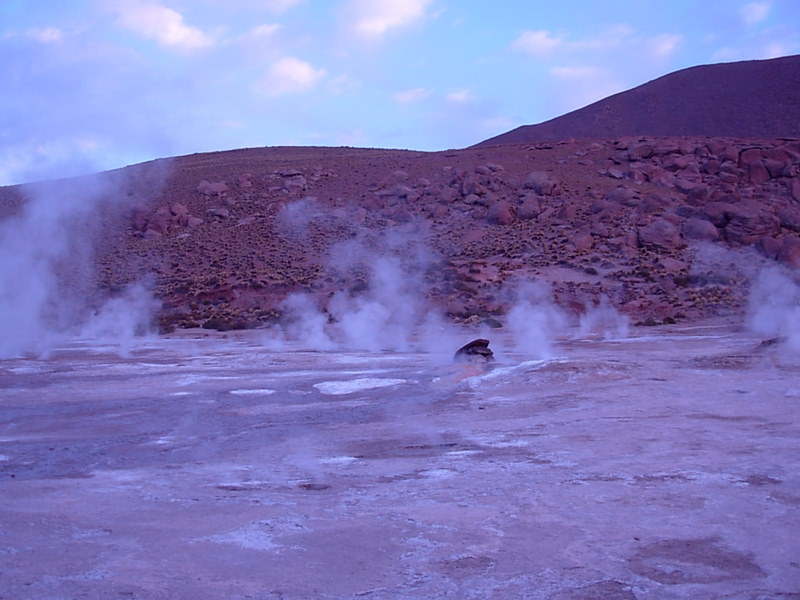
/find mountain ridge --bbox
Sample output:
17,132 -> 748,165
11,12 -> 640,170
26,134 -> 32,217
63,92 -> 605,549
475,54 -> 800,146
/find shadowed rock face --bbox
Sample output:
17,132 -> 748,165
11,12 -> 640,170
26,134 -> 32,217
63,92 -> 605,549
475,54 -> 800,146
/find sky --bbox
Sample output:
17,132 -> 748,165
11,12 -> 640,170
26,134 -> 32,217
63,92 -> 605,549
0,0 -> 798,186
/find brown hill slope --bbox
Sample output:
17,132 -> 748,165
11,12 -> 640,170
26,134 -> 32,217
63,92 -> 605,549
475,55 -> 800,146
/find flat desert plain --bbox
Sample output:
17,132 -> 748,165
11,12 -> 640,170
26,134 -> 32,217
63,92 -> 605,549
0,322 -> 798,599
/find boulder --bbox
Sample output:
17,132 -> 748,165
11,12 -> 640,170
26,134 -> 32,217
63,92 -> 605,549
517,196 -> 541,220
556,203 -> 577,221
791,177 -> 800,202
763,158 -> 788,178
682,217 -> 719,241
627,142 -> 654,161
662,155 -> 690,171
487,200 -> 515,225
674,178 -> 699,194
282,174 -> 307,191
738,148 -> 764,167
573,229 -> 593,252
454,338 -> 494,363
685,185 -> 710,204
131,210 -> 149,232
703,202 -> 738,227
606,186 -> 636,205
146,212 -> 170,235
460,175 -> 484,197
747,160 -> 771,185
778,237 -> 800,267
702,158 -> 721,175
778,207 -> 800,232
438,186 -> 459,203
197,180 -> 229,196
641,164 -> 674,187
170,203 -> 189,217
723,203 -> 781,245
758,236 -> 783,259
207,207 -> 230,219
638,218 -> 683,250
523,171 -> 558,195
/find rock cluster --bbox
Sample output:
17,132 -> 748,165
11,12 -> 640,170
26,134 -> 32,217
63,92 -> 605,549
131,202 -> 204,239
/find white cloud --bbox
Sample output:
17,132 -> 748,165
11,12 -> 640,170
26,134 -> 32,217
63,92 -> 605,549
112,0 -> 212,51
249,23 -> 281,37
346,0 -> 432,39
550,65 -> 607,80
649,33 -> 682,57
261,0 -> 303,13
741,1 -> 771,25
445,89 -> 474,103
513,25 -> 640,58
512,30 -> 562,57
256,56 -> 326,96
393,87 -> 429,103
571,24 -> 635,50
26,27 -> 64,43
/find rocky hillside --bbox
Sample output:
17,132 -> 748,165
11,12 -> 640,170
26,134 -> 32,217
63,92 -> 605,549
1,135 -> 794,333
475,55 -> 800,146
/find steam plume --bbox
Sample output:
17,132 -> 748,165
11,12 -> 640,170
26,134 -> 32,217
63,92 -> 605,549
746,267 -> 800,350
0,168 -> 165,358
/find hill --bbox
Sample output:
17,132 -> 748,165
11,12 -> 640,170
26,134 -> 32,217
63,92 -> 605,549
475,55 -> 800,146
2,134 -> 799,347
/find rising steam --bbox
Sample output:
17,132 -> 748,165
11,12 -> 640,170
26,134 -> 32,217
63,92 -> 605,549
0,168 -> 165,358
268,219 -> 459,356
504,281 -> 568,358
746,266 -> 800,350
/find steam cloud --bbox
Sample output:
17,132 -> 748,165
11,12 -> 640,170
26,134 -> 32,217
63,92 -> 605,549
579,296 -> 630,339
0,169 -> 164,358
746,267 -> 800,350
268,217 -> 459,357
504,281 -> 568,358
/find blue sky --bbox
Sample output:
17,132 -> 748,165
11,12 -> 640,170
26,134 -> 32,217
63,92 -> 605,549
1,0 -> 798,185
